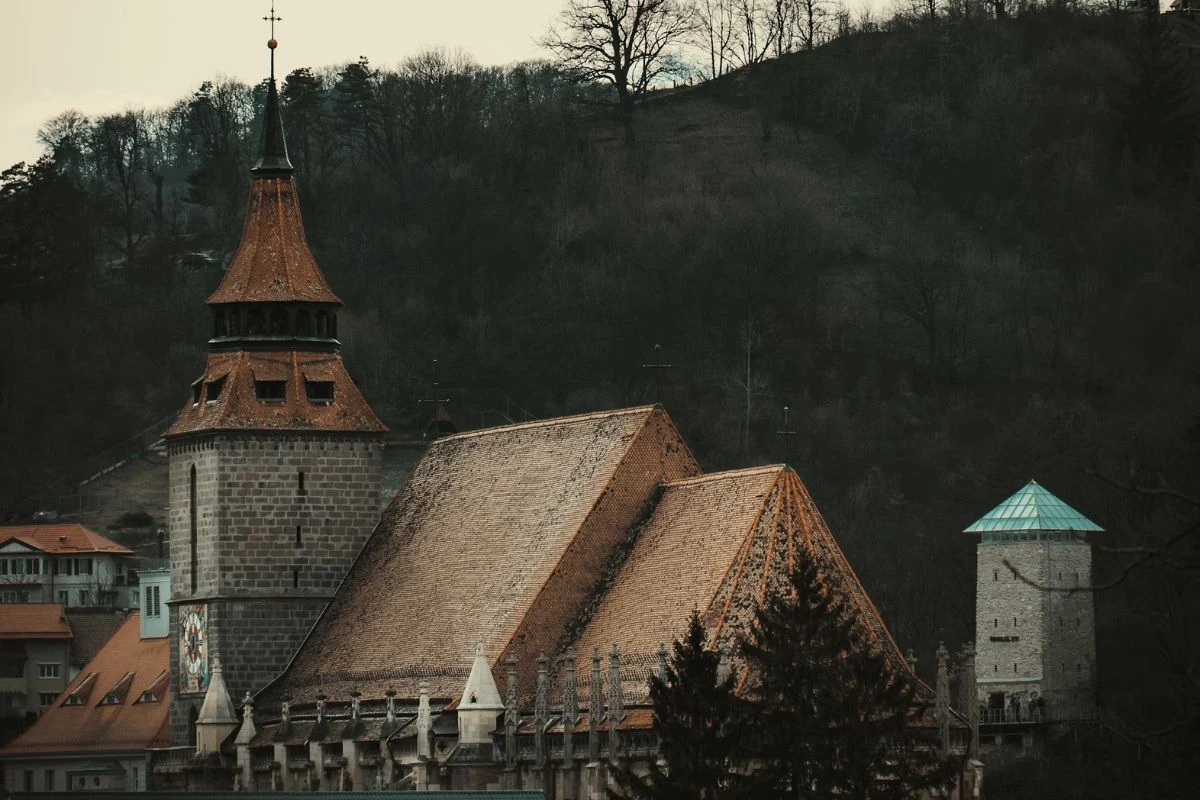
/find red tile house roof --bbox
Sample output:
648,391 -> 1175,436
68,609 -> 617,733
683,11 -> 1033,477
0,614 -> 168,756
0,603 -> 72,640
0,525 -> 133,556
258,406 -> 701,705
206,176 -> 340,305
165,350 -> 386,437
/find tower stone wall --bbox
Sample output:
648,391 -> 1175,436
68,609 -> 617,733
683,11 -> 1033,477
166,432 -> 383,743
975,536 -> 1097,716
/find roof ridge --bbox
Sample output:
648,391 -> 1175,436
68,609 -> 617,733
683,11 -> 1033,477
433,405 -> 657,444
663,464 -> 785,487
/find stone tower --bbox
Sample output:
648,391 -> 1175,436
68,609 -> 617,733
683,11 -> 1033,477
163,38 -> 387,744
966,481 -> 1102,723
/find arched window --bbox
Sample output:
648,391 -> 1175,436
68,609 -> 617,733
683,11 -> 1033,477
329,313 -> 337,337
295,310 -> 312,335
315,311 -> 328,337
214,310 -> 227,337
229,310 -> 241,335
246,310 -> 266,334
189,465 -> 198,594
269,308 -> 288,335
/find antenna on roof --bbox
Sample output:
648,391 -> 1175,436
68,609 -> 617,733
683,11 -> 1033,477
419,359 -> 456,440
641,343 -> 672,404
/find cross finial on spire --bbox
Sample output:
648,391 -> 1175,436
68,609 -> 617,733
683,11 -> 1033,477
641,343 -> 672,404
776,404 -> 798,462
263,2 -> 282,78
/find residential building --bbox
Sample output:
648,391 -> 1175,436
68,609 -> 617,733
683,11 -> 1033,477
0,570 -> 170,792
0,525 -> 137,608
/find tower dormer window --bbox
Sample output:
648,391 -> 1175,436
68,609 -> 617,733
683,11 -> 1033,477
256,381 -> 286,403
205,376 -> 226,403
305,381 -> 334,404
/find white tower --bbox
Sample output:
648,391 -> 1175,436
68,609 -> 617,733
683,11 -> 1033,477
966,481 -> 1102,722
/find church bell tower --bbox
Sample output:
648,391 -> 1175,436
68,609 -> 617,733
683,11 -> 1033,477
967,481 -> 1102,724
163,32 -> 387,744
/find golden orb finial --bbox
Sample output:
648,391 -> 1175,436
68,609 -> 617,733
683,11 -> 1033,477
268,37 -> 278,50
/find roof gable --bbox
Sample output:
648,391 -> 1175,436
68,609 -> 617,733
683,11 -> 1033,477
569,467 -> 915,701
964,481 -> 1103,533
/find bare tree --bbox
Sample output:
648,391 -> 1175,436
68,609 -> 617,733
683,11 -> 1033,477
542,0 -> 695,142
92,111 -> 151,270
733,0 -> 779,66
693,0 -> 739,78
730,315 -> 770,453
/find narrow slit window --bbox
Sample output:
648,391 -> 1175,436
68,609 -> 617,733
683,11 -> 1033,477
993,570 -> 998,581
292,569 -> 299,588
255,380 -> 286,403
295,525 -> 302,547
297,471 -> 306,495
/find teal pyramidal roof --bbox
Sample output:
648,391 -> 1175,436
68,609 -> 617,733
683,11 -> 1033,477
964,480 -> 1103,534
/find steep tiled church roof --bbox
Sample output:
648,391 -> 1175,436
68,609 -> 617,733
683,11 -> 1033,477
258,406 -> 700,707
568,466 -> 912,701
165,350 -> 386,437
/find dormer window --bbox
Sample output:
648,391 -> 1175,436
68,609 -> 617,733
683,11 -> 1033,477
98,672 -> 133,706
191,381 -> 202,406
205,376 -> 226,404
256,381 -> 286,403
305,381 -> 334,404
137,690 -> 159,703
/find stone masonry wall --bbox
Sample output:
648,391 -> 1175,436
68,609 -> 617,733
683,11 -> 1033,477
168,596 -> 327,743
976,538 -> 1097,713
166,432 -> 383,744
1041,541 -> 1097,713
976,541 -> 1048,700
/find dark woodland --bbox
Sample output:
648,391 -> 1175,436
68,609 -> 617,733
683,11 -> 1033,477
1,5 -> 1198,793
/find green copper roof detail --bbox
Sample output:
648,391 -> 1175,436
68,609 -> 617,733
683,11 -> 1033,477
964,480 -> 1103,534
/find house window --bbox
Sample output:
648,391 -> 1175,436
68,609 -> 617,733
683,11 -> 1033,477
44,769 -> 54,790
58,591 -> 69,606
305,380 -> 334,404
24,558 -> 42,575
38,663 -> 60,679
0,661 -> 23,678
39,692 -> 57,707
78,590 -> 90,606
23,770 -> 32,792
144,585 -> 161,617
255,380 -> 286,402
85,558 -> 93,576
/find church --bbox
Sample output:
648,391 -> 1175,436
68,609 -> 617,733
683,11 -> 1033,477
134,34 -> 984,796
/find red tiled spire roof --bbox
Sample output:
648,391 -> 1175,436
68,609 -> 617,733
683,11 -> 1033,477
165,350 -> 386,437
206,174 -> 340,305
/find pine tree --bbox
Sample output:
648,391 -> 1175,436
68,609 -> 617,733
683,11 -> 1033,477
610,610 -> 740,800
740,559 -> 958,800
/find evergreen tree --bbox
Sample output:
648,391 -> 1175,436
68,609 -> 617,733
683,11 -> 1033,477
740,560 -> 958,800
610,610 -> 741,800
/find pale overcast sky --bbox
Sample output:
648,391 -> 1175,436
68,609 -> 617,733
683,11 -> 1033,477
0,0 -> 567,169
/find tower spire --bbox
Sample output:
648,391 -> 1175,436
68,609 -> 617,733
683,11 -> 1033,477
254,2 -> 292,175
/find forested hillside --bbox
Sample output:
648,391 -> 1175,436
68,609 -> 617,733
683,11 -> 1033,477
2,8 -> 1197,782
